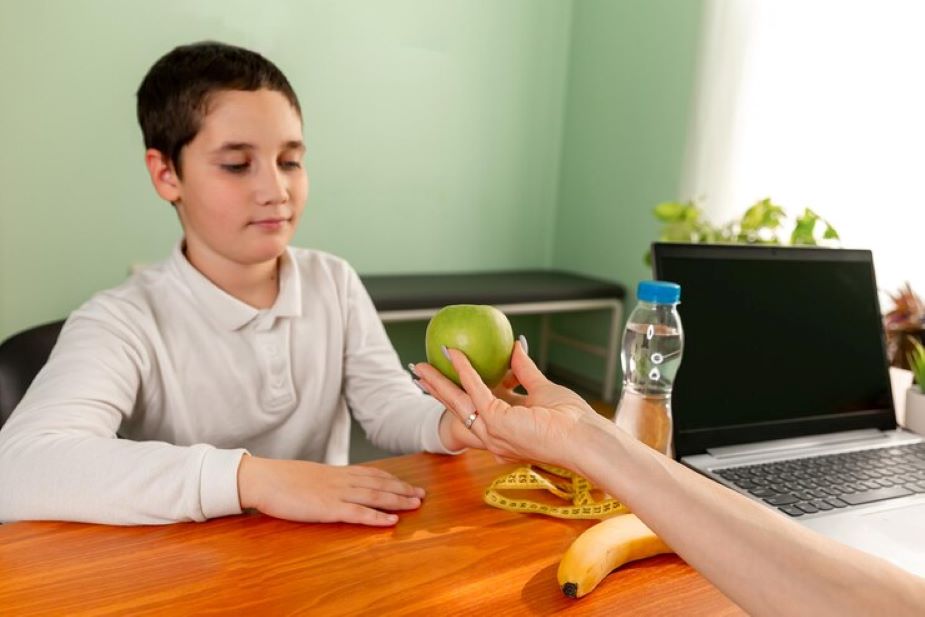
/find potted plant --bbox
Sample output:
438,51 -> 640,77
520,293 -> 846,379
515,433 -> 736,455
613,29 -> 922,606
645,198 -> 840,265
905,339 -> 925,435
884,283 -> 925,369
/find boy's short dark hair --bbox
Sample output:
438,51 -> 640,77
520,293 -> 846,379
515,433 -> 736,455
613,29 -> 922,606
137,41 -> 301,176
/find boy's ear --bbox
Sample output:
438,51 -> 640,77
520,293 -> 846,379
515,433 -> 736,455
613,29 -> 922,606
144,148 -> 181,203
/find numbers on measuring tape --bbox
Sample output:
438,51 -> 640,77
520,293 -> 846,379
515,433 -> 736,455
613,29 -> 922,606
484,463 -> 629,520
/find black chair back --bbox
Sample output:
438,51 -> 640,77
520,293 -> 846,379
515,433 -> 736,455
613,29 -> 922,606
0,320 -> 65,427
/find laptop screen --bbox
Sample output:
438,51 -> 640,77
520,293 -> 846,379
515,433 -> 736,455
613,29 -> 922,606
652,243 -> 896,458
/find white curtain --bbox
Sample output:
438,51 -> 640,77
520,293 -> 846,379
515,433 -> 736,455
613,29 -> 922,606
681,0 -> 925,299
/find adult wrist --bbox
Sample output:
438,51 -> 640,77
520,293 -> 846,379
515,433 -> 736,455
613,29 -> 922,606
572,420 -> 634,496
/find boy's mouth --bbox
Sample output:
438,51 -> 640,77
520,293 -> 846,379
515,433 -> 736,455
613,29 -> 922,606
249,217 -> 291,230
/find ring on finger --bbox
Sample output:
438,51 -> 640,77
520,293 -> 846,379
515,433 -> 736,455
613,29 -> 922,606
464,411 -> 479,430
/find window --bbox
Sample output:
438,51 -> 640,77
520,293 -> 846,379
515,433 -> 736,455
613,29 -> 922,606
681,0 -> 925,298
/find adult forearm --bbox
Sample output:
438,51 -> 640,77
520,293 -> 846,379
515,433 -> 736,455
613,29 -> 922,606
575,425 -> 925,616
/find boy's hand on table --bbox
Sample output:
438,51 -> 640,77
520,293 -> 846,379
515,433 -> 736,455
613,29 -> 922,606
237,456 -> 425,526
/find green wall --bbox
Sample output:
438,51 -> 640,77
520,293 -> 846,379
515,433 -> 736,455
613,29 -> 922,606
0,0 -> 571,340
0,0 -> 704,390
548,0 -> 704,385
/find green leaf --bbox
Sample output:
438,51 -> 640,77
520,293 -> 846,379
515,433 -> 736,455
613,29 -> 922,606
645,195 -> 840,265
790,210 -> 816,245
740,199 -> 786,239
740,202 -> 765,231
791,208 -> 820,245
681,205 -> 701,223
909,339 -> 925,386
653,201 -> 686,222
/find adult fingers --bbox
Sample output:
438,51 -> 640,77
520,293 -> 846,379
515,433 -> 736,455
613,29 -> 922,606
445,348 -> 500,416
492,453 -> 520,465
448,417 -> 489,449
414,362 -> 478,421
509,340 -> 548,393
492,372 -> 525,406
494,389 -> 528,407
415,357 -> 498,447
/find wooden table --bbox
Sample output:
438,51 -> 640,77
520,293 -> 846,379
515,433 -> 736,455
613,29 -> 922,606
0,451 -> 742,615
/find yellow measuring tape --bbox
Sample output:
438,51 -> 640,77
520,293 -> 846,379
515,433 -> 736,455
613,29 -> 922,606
484,463 -> 629,520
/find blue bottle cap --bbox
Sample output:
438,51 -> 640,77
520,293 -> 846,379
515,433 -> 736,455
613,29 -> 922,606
637,281 -> 681,304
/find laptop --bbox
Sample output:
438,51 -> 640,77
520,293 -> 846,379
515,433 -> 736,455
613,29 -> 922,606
651,242 -> 925,576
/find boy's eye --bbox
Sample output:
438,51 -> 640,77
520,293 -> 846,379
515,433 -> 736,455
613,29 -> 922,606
220,163 -> 249,173
280,160 -> 302,170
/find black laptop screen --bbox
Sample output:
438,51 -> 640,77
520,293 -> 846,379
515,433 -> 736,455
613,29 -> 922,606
652,244 -> 896,458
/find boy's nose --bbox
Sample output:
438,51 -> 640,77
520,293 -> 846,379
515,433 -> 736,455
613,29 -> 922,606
255,167 -> 288,205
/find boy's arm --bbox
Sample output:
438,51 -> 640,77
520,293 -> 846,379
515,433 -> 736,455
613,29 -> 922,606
0,310 -> 245,524
340,267 -> 465,455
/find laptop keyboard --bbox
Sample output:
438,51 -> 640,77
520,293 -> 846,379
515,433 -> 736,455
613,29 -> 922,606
714,442 -> 925,517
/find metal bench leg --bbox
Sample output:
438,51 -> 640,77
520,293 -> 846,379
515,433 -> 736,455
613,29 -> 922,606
602,302 -> 623,403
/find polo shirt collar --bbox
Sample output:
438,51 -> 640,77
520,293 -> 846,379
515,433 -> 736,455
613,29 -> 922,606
170,241 -> 302,331
271,247 -> 302,320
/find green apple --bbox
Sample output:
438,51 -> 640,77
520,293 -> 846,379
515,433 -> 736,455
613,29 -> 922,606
425,304 -> 514,388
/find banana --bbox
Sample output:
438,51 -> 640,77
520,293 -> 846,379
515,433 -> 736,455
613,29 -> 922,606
557,513 -> 673,598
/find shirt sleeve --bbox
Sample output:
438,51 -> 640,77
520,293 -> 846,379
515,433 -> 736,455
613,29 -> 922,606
340,266 -> 462,456
0,303 -> 247,525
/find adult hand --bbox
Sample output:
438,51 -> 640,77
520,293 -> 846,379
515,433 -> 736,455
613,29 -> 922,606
413,341 -> 614,472
237,456 -> 425,526
431,367 -> 526,453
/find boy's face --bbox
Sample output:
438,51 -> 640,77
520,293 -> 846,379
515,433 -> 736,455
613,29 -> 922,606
150,89 -> 308,268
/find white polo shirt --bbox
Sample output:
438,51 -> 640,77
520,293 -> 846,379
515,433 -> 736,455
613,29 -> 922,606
0,243 -> 452,525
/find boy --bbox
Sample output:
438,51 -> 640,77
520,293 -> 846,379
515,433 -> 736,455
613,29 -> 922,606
0,42 -> 484,526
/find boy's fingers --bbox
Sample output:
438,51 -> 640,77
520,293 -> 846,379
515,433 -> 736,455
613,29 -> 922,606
500,370 -> 519,390
346,487 -> 422,511
351,475 -> 421,498
492,383 -> 526,407
340,504 -> 399,527
510,341 -> 548,393
350,465 -> 395,479
446,348 -> 498,415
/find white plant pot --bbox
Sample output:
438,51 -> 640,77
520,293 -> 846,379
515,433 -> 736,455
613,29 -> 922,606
904,386 -> 925,436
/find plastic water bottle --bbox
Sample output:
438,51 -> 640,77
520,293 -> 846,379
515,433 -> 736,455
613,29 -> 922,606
614,281 -> 683,455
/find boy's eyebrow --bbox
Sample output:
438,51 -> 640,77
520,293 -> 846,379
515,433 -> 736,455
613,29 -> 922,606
283,140 -> 306,153
211,140 -> 306,154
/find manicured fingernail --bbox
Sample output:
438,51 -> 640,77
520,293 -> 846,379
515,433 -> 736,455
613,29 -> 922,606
518,334 -> 529,355
413,380 -> 429,394
441,345 -> 451,361
387,514 -> 399,523
407,362 -> 419,377
415,487 -> 426,498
